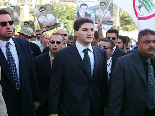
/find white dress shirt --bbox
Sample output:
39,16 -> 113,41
0,38 -> 19,77
76,41 -> 94,77
107,57 -> 112,82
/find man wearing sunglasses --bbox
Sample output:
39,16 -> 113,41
34,33 -> 64,116
57,28 -> 68,47
106,29 -> 126,58
38,6 -> 56,27
48,18 -> 108,116
96,2 -> 112,21
99,38 -> 117,83
0,10 -> 40,116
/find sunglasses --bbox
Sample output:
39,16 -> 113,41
99,45 -> 110,50
40,9 -> 45,12
24,23 -> 28,25
36,34 -> 41,35
50,40 -> 61,44
100,5 -> 105,6
107,37 -> 117,40
0,21 -> 14,27
60,34 -> 68,37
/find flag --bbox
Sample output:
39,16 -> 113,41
113,0 -> 155,31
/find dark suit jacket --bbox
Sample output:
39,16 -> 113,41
48,44 -> 108,116
109,52 -> 149,116
112,47 -> 126,58
127,47 -> 139,54
30,42 -> 41,57
34,52 -> 52,115
77,11 -> 91,19
0,38 -> 40,116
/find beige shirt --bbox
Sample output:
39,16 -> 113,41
0,66 -> 8,116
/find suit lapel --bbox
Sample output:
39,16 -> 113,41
133,52 -> 147,85
69,44 -> 87,73
0,47 -> 16,87
92,46 -> 99,75
43,53 -> 52,77
13,38 -> 27,88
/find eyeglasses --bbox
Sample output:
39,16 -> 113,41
60,34 -> 68,37
100,5 -> 105,6
0,21 -> 14,27
40,9 -> 45,12
36,34 -> 41,35
107,37 -> 117,40
99,45 -> 110,50
50,40 -> 61,44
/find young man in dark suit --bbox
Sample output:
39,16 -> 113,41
109,29 -> 155,116
34,33 -> 64,116
106,29 -> 126,58
0,10 -> 40,116
48,18 -> 108,116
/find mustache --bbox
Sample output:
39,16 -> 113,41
148,47 -> 155,50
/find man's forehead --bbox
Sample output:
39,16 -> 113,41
57,29 -> 68,34
79,23 -> 94,29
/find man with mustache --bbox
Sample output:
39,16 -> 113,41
109,29 -> 155,116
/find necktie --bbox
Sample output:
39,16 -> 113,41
83,49 -> 91,77
146,59 -> 155,110
6,42 -> 20,90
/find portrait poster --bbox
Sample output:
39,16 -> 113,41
7,5 -> 20,25
77,0 -> 99,22
95,0 -> 113,31
33,2 -> 60,31
21,20 -> 36,37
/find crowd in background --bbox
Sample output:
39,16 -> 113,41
0,9 -> 155,116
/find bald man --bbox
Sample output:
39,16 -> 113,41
57,28 -> 68,47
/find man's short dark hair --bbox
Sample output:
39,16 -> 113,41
80,3 -> 88,8
118,35 -> 128,44
24,21 -> 29,25
68,35 -> 74,40
74,18 -> 93,31
100,38 -> 115,49
39,6 -> 46,11
100,2 -> 106,6
138,29 -> 155,42
36,30 -> 41,32
0,9 -> 10,15
106,29 -> 119,38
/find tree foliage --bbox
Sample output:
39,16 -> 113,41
119,9 -> 137,31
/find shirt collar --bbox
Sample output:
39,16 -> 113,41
49,52 -> 54,61
0,38 -> 13,48
76,41 -> 93,54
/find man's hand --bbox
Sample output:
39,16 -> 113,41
34,101 -> 40,110
48,114 -> 58,116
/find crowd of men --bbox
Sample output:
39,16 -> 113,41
0,9 -> 155,116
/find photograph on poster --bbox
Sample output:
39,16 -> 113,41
95,0 -> 113,31
21,20 -> 35,37
34,2 -> 60,31
77,0 -> 99,22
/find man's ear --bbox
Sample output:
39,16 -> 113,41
74,30 -> 77,36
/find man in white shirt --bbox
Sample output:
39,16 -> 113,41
96,2 -> 112,21
38,6 -> 56,27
